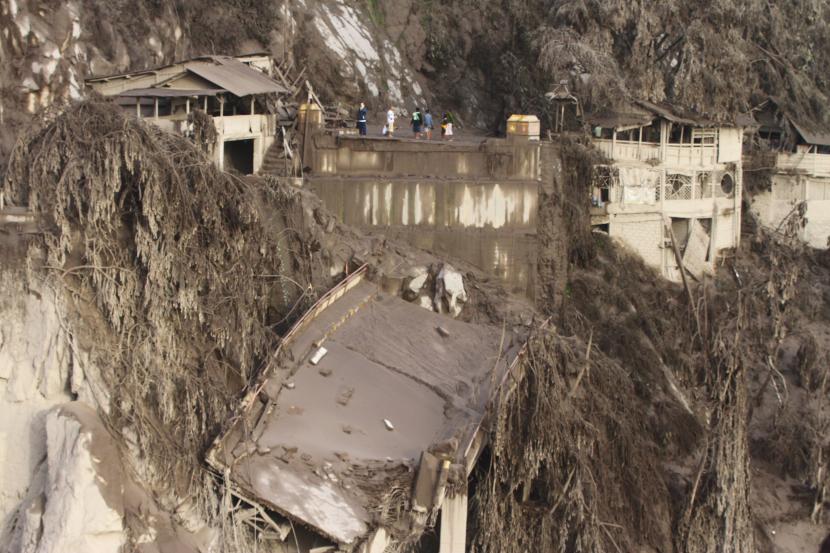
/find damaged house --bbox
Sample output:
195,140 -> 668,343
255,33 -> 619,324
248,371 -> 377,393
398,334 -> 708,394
588,100 -> 744,281
208,265 -> 527,553
747,100 -> 830,248
85,54 -> 289,174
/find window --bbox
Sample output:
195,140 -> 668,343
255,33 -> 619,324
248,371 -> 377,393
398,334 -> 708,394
591,165 -> 618,205
720,173 -> 734,196
692,129 -> 718,145
616,129 -> 636,142
669,124 -> 693,144
642,124 -> 661,143
665,173 -> 693,200
593,127 -> 614,139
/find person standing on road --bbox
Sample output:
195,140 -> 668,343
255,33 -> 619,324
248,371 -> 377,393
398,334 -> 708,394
357,102 -> 368,135
386,105 -> 396,138
411,107 -> 423,138
423,108 -> 434,139
441,112 -> 454,140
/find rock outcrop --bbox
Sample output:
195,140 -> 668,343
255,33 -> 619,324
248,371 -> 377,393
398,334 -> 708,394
0,268 -> 73,536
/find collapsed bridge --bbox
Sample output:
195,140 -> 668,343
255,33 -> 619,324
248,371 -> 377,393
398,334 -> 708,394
208,265 -> 530,552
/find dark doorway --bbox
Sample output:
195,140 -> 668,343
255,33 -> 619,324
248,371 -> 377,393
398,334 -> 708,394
224,139 -> 254,174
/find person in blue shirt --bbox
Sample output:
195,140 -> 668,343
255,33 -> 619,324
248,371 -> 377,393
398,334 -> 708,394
423,108 -> 434,139
357,102 -> 368,135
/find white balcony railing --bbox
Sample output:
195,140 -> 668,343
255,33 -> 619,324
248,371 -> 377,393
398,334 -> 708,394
776,152 -> 830,177
592,166 -> 733,208
593,140 -> 660,163
664,144 -> 716,167
146,113 -> 276,141
593,139 -> 717,167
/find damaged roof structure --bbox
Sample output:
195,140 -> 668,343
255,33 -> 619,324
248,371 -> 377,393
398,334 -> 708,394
208,266 -> 527,552
585,99 -> 726,131
747,99 -> 830,249
751,99 -> 830,150
86,54 -> 296,174
85,54 -> 289,97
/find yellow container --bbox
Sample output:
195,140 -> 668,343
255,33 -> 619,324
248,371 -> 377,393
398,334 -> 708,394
298,103 -> 324,127
507,114 -> 540,141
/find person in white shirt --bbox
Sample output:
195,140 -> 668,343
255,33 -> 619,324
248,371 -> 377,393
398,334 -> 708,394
385,106 -> 396,138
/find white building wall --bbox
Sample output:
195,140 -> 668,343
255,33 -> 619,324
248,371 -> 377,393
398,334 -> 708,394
593,125 -> 743,280
804,200 -> 830,248
751,174 -> 830,249
713,211 -> 736,251
608,213 -> 665,269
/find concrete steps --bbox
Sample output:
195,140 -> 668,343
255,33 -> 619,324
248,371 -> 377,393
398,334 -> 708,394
260,142 -> 289,175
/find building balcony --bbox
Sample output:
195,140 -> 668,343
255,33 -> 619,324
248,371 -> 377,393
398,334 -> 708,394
775,152 -> 830,177
593,139 -> 718,167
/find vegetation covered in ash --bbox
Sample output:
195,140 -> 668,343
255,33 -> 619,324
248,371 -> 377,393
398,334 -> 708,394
416,0 -> 830,127
2,99 -> 333,526
468,203 -> 830,552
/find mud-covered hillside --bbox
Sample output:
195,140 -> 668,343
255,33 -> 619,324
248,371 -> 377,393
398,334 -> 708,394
1,2 -> 830,553
3,0 -> 830,167
1,100 -> 829,553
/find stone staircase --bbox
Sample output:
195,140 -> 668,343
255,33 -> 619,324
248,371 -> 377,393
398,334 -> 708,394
259,141 -> 289,176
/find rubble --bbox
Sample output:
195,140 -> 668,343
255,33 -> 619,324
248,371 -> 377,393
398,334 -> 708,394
2,403 -> 213,553
433,264 -> 468,317
208,268 -> 525,549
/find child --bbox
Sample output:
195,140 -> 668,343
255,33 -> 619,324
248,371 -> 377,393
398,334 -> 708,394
441,112 -> 454,140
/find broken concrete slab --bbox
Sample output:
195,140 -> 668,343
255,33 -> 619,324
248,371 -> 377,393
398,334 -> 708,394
208,267 -> 523,547
434,264 -> 468,317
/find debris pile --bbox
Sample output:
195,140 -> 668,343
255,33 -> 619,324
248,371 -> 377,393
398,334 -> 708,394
0,99 -> 533,551
209,269 -> 523,550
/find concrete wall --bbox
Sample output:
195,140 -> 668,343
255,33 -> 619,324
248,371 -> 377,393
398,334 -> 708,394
306,177 -> 538,297
607,213 -> 665,269
213,114 -> 274,173
305,135 -> 542,297
751,173 -> 830,248
309,135 -> 540,181
307,177 -> 537,229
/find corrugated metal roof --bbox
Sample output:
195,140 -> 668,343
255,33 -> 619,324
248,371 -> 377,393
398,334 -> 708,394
117,88 -> 226,97
791,120 -> 830,147
86,54 -> 288,98
186,56 -> 288,97
635,100 -> 718,127
585,107 -> 654,129
750,99 -> 830,144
